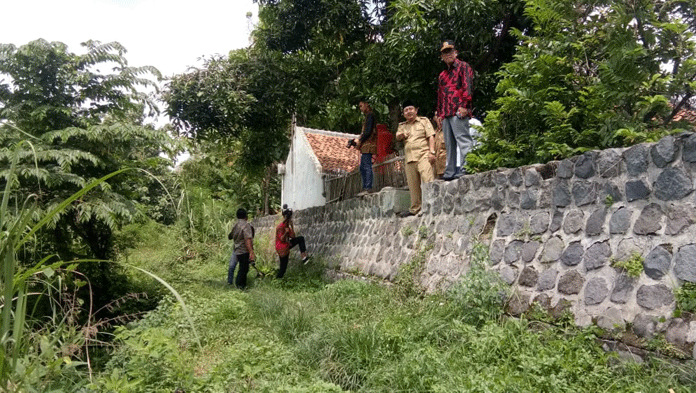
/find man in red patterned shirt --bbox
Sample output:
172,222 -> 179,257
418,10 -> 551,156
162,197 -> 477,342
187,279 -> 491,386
436,40 -> 474,180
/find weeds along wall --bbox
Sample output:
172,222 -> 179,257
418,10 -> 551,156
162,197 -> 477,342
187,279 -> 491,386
253,132 -> 696,358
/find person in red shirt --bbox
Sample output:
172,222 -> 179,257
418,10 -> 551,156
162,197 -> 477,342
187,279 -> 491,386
436,40 -> 474,180
275,205 -> 310,278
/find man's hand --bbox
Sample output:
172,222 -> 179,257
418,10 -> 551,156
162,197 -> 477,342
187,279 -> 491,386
356,141 -> 362,150
249,251 -> 256,262
456,107 -> 468,118
428,152 -> 436,165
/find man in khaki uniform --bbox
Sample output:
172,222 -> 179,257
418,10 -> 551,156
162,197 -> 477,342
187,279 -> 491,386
395,100 -> 436,217
432,111 -> 447,179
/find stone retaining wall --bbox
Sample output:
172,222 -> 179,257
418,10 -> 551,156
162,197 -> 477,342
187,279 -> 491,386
254,132 -> 696,358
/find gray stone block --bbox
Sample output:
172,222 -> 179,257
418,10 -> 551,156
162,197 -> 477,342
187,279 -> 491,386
489,239 -> 506,266
665,205 -> 696,235
597,307 -> 625,331
664,318 -> 690,349
610,273 -> 636,304
573,181 -> 598,206
520,189 -> 538,210
561,241 -> 584,267
584,241 -> 612,271
537,268 -> 558,291
504,240 -> 524,264
683,133 -> 696,163
519,266 -> 539,287
542,236 -> 564,263
644,245 -> 672,280
650,135 -> 677,168
497,212 -> 522,237
538,188 -> 553,209
632,314 -> 656,339
499,265 -> 518,285
522,241 -> 540,263
575,152 -> 596,179
507,292 -> 531,315
442,193 -> 454,214
634,203 -> 663,235
558,270 -> 584,295
494,171 -> 509,186
675,244 -> 696,282
524,168 -> 541,187
597,149 -> 623,178
550,210 -> 564,233
563,209 -> 585,234
585,277 -> 609,305
654,167 -> 693,201
557,159 -> 574,178
603,182 -> 623,203
530,212 -> 550,234
508,168 -> 523,187
636,284 -> 674,310
623,143 -> 650,176
625,180 -> 651,201
609,207 -> 633,234
586,207 -> 607,236
553,179 -> 572,207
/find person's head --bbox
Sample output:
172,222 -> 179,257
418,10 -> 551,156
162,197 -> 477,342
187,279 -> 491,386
402,100 -> 418,122
358,99 -> 371,114
439,40 -> 458,66
282,204 -> 293,222
236,208 -> 248,220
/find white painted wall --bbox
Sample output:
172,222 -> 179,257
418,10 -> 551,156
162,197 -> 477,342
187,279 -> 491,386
281,127 -> 326,210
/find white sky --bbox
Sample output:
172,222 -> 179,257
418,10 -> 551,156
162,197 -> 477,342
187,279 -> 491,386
0,0 -> 259,77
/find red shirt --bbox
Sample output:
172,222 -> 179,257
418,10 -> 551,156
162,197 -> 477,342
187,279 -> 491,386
437,59 -> 474,119
275,221 -> 294,256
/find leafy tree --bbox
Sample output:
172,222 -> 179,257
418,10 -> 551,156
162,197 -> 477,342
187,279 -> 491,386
0,39 -> 175,303
468,0 -> 696,171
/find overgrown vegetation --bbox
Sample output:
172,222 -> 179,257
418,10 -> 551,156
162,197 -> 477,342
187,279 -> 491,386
83,225 -> 695,392
611,252 -> 645,278
675,282 -> 696,314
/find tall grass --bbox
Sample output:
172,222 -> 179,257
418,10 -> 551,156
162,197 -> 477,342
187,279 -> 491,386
79,196 -> 696,393
0,145 -> 199,391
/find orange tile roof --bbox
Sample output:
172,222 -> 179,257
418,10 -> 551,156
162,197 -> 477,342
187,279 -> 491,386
673,107 -> 696,123
302,128 -> 360,174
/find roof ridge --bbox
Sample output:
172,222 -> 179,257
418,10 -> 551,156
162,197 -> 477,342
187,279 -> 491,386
298,126 -> 357,139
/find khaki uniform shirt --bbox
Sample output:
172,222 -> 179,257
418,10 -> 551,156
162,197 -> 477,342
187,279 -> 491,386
396,116 -> 435,163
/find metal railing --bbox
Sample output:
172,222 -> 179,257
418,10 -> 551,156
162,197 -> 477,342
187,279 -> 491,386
324,153 -> 406,203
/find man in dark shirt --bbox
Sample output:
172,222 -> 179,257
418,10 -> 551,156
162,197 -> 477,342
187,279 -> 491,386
229,208 -> 255,289
436,40 -> 474,180
356,99 -> 378,196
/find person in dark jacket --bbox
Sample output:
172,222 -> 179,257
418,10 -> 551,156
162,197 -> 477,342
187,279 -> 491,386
356,99 -> 378,195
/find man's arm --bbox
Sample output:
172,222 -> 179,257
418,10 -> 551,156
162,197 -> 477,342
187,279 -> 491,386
457,63 -> 474,116
358,112 -> 375,144
395,124 -> 407,141
245,237 -> 255,262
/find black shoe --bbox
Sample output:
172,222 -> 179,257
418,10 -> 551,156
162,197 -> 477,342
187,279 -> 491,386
302,255 -> 312,265
398,211 -> 415,218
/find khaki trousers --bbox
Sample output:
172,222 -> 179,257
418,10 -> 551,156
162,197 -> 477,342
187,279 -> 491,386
405,154 -> 434,214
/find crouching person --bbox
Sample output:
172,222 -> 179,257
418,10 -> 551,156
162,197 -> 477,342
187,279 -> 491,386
275,205 -> 310,278
396,100 -> 436,217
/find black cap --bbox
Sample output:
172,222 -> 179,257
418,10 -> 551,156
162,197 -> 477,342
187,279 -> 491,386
402,99 -> 417,109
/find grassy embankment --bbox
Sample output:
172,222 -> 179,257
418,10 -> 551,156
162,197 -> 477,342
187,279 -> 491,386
92,219 -> 696,392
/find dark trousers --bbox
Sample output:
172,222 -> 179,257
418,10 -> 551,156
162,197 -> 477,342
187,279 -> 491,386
360,153 -> 373,190
235,253 -> 251,289
277,236 -> 306,278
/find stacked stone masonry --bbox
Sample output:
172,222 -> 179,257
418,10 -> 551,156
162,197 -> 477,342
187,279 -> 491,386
254,132 -> 696,358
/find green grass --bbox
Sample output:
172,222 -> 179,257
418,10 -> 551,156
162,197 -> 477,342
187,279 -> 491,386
84,222 -> 696,393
